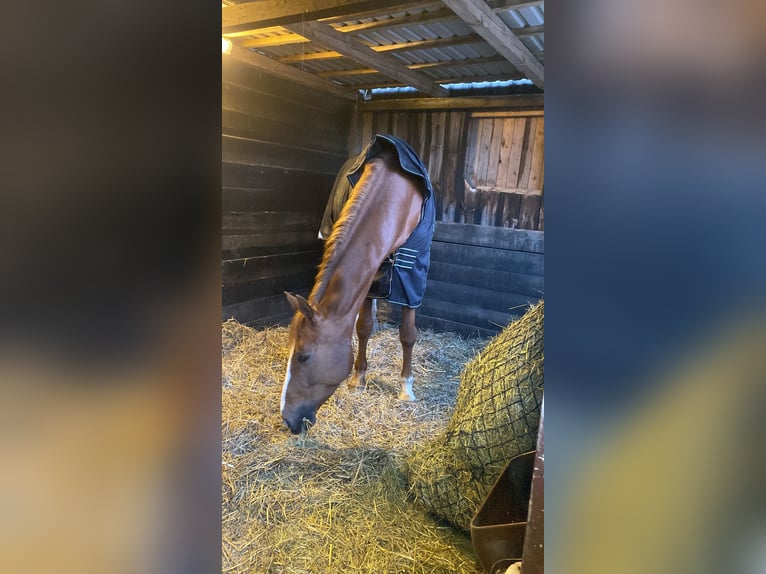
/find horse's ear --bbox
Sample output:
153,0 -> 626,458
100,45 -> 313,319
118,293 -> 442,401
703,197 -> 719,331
284,291 -> 317,323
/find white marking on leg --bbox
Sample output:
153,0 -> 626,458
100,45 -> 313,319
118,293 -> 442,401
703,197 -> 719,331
399,376 -> 415,401
280,345 -> 294,415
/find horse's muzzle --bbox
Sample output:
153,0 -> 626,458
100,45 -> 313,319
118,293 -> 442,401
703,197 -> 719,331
282,408 -> 316,434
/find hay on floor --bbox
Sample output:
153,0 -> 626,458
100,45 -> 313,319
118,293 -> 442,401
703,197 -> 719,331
222,319 -> 488,574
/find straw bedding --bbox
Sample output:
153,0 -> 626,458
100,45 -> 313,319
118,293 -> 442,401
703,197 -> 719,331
222,319 -> 488,574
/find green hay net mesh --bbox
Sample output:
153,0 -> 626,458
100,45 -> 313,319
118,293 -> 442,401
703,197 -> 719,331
407,300 -> 544,531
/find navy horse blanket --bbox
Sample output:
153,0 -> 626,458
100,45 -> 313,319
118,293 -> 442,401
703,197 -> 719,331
319,134 -> 435,308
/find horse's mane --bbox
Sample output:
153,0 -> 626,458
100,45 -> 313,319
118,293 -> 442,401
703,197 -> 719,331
310,156 -> 386,304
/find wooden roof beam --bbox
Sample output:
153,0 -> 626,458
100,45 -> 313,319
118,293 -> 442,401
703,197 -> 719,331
442,0 -> 544,89
487,0 -> 545,10
316,55 -> 507,77
222,0 -> 428,34
284,20 -> 448,97
359,94 -> 544,111
352,71 -> 526,90
277,33 -> 485,63
225,45 -> 357,101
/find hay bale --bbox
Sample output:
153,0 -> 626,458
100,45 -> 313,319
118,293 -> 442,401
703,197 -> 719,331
408,301 -> 544,531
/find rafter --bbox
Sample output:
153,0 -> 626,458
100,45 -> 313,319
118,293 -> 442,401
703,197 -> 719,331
277,33 -> 485,63
225,45 -> 357,101
316,55 -> 507,77
222,0 -> 424,34
442,0 -> 544,88
359,94 -> 544,110
352,71 -> 526,90
284,20 -> 447,96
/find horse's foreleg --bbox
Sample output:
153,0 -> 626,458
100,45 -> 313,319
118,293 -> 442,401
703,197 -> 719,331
398,306 -> 417,401
350,297 -> 373,391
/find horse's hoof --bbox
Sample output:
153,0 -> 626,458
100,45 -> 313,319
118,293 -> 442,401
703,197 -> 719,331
349,373 -> 366,391
399,376 -> 415,401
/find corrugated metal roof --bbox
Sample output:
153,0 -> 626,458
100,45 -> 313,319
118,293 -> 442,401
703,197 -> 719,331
226,1 -> 544,96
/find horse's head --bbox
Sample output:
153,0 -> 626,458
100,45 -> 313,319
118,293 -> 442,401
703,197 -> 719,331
280,292 -> 354,434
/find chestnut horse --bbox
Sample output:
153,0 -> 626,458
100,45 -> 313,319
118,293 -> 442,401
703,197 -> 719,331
280,137 -> 433,434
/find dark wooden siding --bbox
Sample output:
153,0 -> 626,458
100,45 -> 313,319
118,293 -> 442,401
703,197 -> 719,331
222,59 -> 352,326
381,222 -> 544,337
348,109 -> 544,231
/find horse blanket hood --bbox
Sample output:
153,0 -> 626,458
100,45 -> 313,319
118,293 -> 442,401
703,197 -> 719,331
319,134 -> 436,308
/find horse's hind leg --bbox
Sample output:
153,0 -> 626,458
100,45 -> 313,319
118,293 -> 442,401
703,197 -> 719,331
398,306 -> 417,401
350,297 -> 373,391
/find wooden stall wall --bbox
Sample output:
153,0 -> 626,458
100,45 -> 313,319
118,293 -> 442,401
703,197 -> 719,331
381,222 -> 544,336
348,107 -> 544,335
348,109 -> 544,231
222,59 -> 352,326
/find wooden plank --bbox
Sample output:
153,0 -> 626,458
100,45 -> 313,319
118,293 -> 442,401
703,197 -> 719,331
221,241 -> 324,261
223,58 -> 352,115
462,118 -> 479,190
476,188 -> 495,226
414,313 -> 498,338
277,33 -> 485,63
430,242 -> 544,275
374,111 -> 391,134
495,118 -> 515,188
226,45 -> 357,101
440,112 -> 467,222
376,302 -> 498,338
475,185 -> 542,195
528,116 -> 545,192
346,111 -> 361,156
222,110 -> 348,158
502,191 -> 523,228
475,119 -> 494,187
472,110 -> 545,118
360,94 -> 544,111
425,279 -> 540,315
517,116 -> 537,189
419,298 -> 517,331
427,111 -> 447,191
284,20 -> 447,97
484,117 -> 505,186
222,82 -> 350,136
415,113 -> 431,164
222,212 -> 321,235
223,250 -> 322,284
441,0 -> 544,89
222,0 -> 423,33
223,269 -> 318,306
222,289 -> 311,324
360,112 -> 374,146
222,135 -> 346,175
222,231 -> 321,253
336,7 -> 455,34
451,113 -> 471,224
518,193 -> 541,230
486,0 -> 545,9
428,260 -> 544,298
505,117 -> 527,188
222,163 -> 336,194
352,71 -> 528,90
537,193 -> 544,231
222,187 -> 330,213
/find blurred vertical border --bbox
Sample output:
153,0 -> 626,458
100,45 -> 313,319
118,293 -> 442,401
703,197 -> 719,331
0,2 -> 221,573
546,1 -> 766,573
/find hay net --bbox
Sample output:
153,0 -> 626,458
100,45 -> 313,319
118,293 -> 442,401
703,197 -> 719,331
408,300 -> 544,531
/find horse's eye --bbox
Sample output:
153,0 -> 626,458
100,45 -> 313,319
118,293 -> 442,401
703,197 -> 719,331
296,353 -> 310,364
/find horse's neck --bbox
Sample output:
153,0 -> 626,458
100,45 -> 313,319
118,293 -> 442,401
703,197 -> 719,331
313,160 -> 422,327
